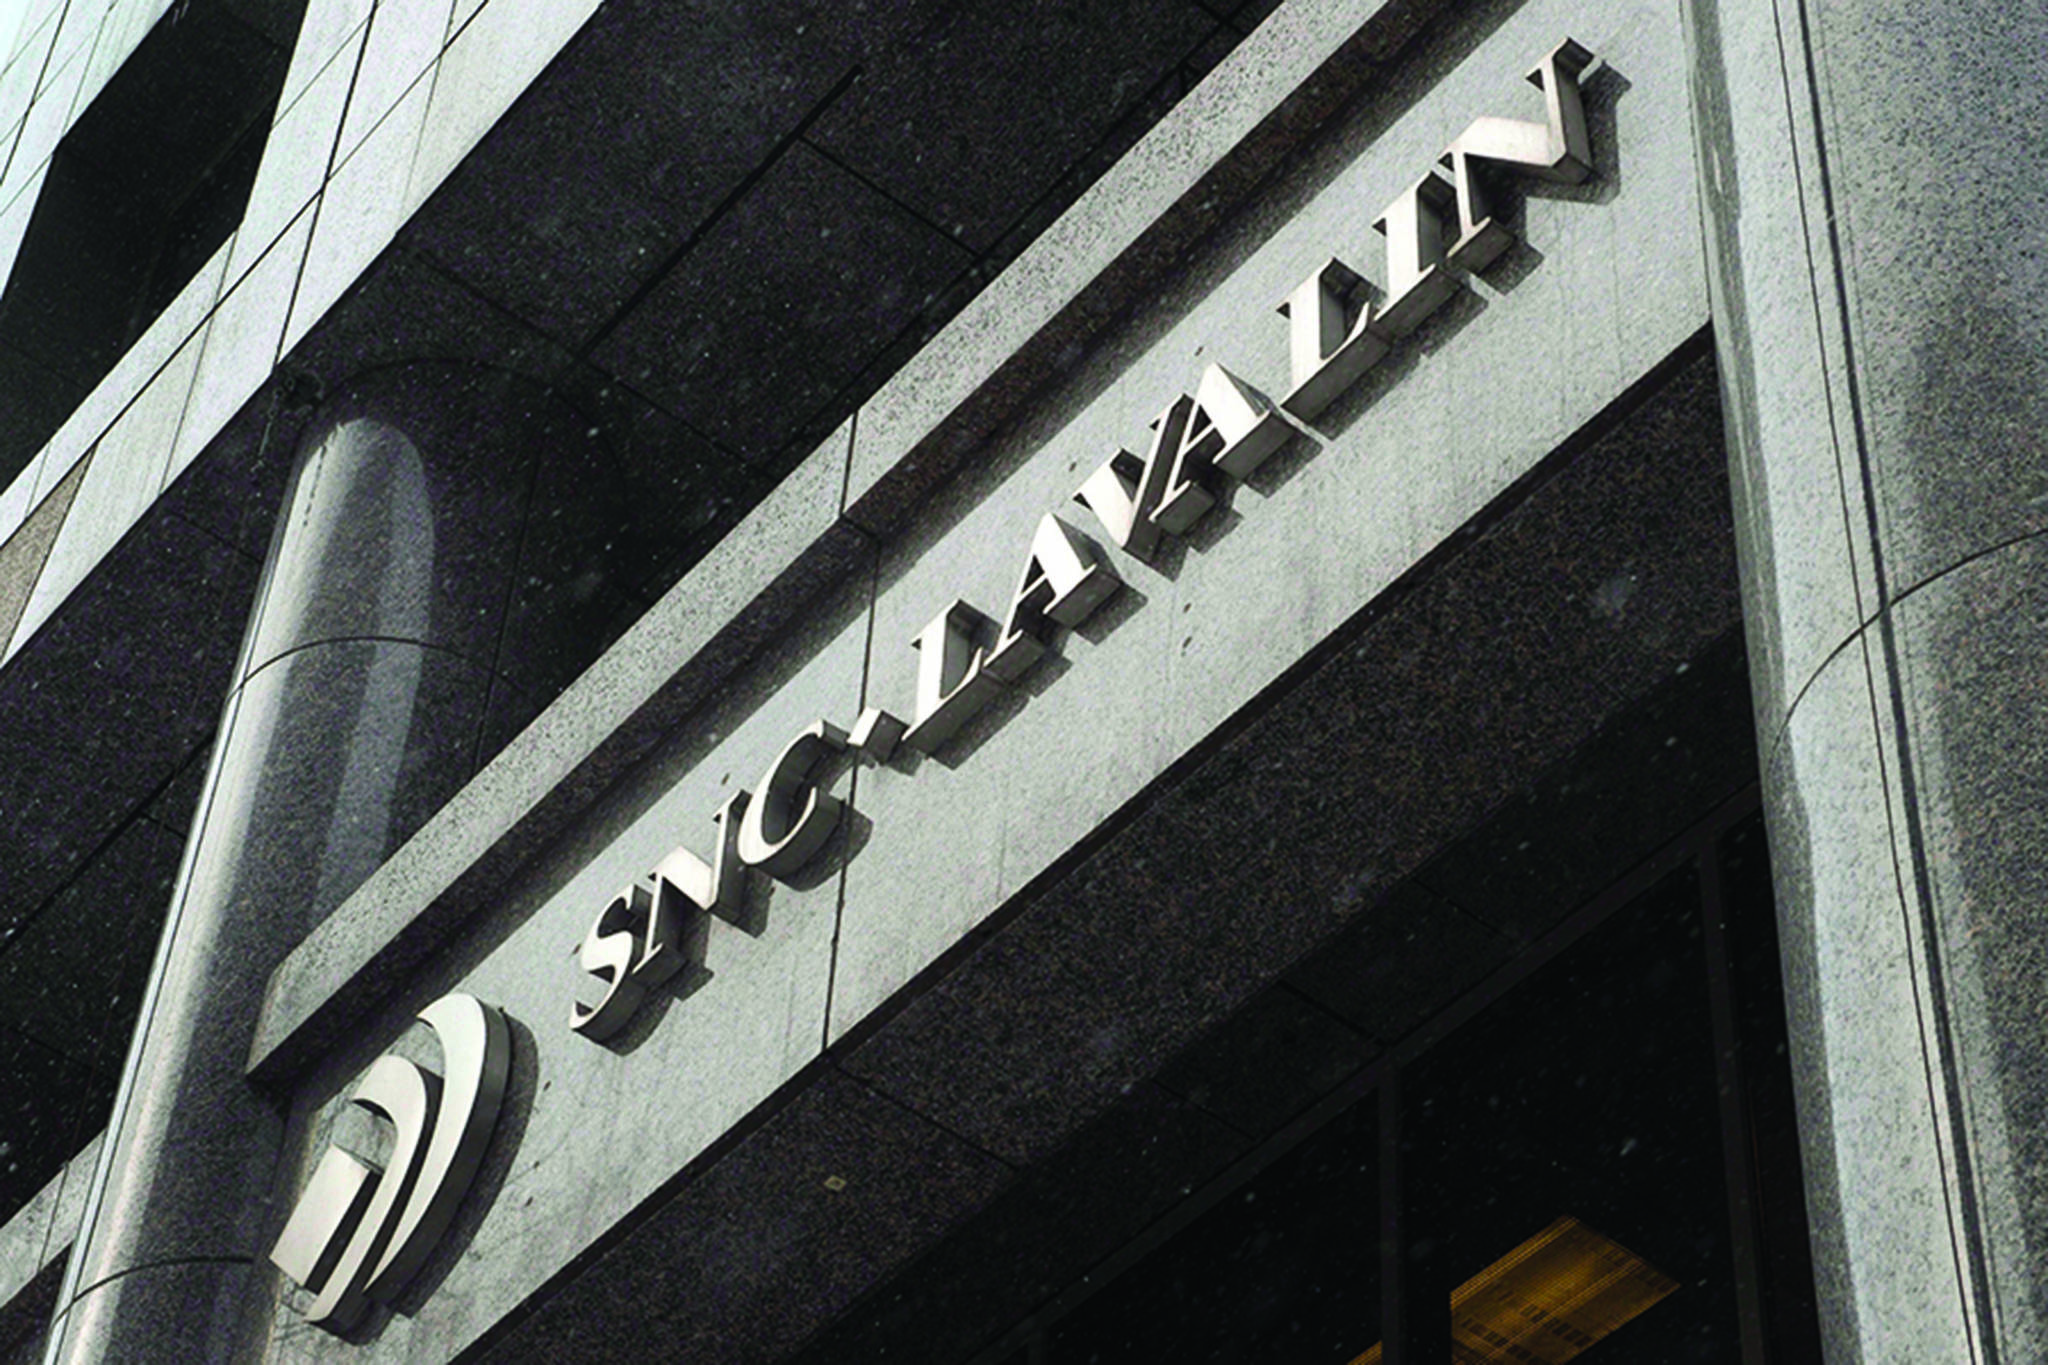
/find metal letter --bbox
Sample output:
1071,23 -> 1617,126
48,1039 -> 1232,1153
736,721 -> 848,878
270,1147 -> 377,1296
847,707 -> 908,762
304,1055 -> 435,1327
1372,171 -> 1461,338
1439,38 -> 1596,272
1072,395 -> 1192,560
364,994 -> 509,1303
1187,363 -> 1290,482
1276,258 -> 1390,420
569,888 -> 649,1040
648,790 -> 749,926
1153,366 -> 1291,530
270,993 -> 514,1332
983,514 -> 1120,682
902,601 -> 1004,754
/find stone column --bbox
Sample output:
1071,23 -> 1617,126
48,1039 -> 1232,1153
42,365 -> 614,1361
1682,1 -> 2048,1359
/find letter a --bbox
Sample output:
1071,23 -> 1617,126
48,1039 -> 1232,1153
983,515 -> 1120,681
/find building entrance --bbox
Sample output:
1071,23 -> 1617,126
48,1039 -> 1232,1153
1013,800 -> 1821,1364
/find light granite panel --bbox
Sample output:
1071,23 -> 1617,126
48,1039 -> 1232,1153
1892,534 -> 2048,1347
277,0 -> 371,115
172,209 -> 317,484
227,24 -> 360,288
1764,634 -> 1974,1364
0,453 -> 85,667
835,0 -> 1704,1038
0,156 -> 43,297
0,1133 -> 100,1327
1687,0 -> 2048,1354
0,450 -> 41,546
27,232 -> 233,508
1682,0 -> 1875,741
333,0 -> 452,165
404,0 -> 601,216
283,67 -> 432,355
38,0 -> 102,94
0,15 -> 57,167
255,573 -> 872,1362
0,35 -> 82,211
68,0 -> 173,122
9,327 -> 205,651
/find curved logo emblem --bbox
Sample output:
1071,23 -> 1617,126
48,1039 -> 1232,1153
269,992 -> 511,1329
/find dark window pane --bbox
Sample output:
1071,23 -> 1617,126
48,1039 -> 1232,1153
1051,1097 -> 1381,1365
1402,868 -> 1741,1363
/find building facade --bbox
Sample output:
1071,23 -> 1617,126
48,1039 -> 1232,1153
0,0 -> 2041,1361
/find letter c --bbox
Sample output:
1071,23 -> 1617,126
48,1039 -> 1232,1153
736,721 -> 847,879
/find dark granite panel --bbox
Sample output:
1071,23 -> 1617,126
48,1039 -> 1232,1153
549,365 -> 762,602
0,513 -> 258,942
1181,21 -> 1242,83
284,249 -> 574,397
1154,984 -> 1378,1138
0,158 -> 152,390
409,0 -> 943,347
1283,880 -> 1513,1045
487,413 -> 640,701
0,817 -> 181,1061
155,377 -> 309,560
842,891 -> 1266,1166
142,741 -> 214,837
1229,0 -> 1286,35
0,1025 -> 105,1228
844,345 -> 1743,1184
240,365 -> 556,674
591,143 -> 972,465
0,344 -> 80,492
476,1066 -> 1009,1364
0,1257 -> 58,1365
787,1081 -> 1248,1365
1415,625 -> 1759,942
808,0 -> 1215,252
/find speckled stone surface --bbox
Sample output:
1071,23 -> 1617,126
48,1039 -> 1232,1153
228,3 -> 1747,1355
45,1258 -> 258,1365
1153,984 -> 1378,1139
1686,0 -> 2048,1352
1284,879 -> 1515,1043
1762,637 -> 1971,1362
784,1080 -> 1249,1365
1415,626 -> 1758,941
471,1067 -> 1011,1365
842,340 -> 1740,1174
1892,533 -> 2048,1346
591,143 -> 973,464
0,509 -> 258,942
248,420 -> 864,1082
404,0 -> 944,348
809,0 -> 1216,253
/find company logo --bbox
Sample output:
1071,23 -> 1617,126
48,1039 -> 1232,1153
569,38 -> 1602,1044
270,992 -> 511,1329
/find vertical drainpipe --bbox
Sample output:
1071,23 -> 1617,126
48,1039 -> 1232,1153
1681,0 -> 2048,1358
42,363 -> 615,1361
